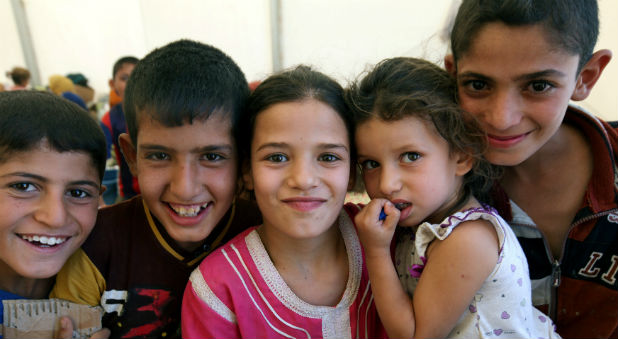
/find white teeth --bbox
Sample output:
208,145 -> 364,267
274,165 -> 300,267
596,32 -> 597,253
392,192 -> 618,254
20,235 -> 67,246
170,203 -> 208,217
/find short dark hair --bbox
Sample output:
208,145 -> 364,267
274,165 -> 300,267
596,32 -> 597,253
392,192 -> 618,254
345,57 -> 496,203
123,39 -> 249,147
240,65 -> 353,162
450,0 -> 599,72
9,67 -> 30,86
0,91 -> 107,182
112,56 -> 139,78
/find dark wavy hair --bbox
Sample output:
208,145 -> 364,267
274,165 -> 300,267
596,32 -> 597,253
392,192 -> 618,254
345,57 -> 498,203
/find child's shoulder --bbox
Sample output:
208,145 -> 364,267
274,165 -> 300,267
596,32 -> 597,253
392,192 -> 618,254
197,226 -> 258,277
83,197 -> 147,248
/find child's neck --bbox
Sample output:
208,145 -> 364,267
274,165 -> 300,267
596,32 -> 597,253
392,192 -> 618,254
0,263 -> 54,299
500,123 -> 593,258
257,222 -> 349,306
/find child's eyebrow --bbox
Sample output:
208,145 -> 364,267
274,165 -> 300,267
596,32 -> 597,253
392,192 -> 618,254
515,69 -> 568,81
2,172 -> 100,189
256,143 -> 349,153
457,71 -> 491,80
317,143 -> 349,153
193,145 -> 234,153
139,144 -> 234,153
255,142 -> 288,152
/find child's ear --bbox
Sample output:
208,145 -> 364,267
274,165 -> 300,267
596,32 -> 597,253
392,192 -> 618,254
454,152 -> 474,177
241,159 -> 254,191
571,49 -> 612,101
444,54 -> 456,76
118,133 -> 138,176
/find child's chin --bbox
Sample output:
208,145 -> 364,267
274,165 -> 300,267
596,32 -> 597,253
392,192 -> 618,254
21,263 -> 64,280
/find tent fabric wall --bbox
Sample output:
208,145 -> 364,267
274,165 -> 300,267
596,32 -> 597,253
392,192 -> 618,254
1,0 -> 616,121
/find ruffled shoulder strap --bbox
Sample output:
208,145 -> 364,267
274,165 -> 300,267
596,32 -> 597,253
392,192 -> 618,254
414,206 -> 507,262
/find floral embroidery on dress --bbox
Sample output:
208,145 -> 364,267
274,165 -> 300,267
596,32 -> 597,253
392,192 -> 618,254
409,256 -> 426,278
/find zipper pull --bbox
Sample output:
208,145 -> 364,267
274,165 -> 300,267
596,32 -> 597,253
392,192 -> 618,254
552,259 -> 561,287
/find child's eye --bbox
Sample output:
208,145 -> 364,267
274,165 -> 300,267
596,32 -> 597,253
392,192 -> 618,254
318,153 -> 341,162
528,80 -> 554,93
462,79 -> 488,92
67,189 -> 92,199
360,160 -> 380,170
203,153 -> 225,162
266,153 -> 288,163
402,152 -> 421,163
146,152 -> 169,161
10,182 -> 37,192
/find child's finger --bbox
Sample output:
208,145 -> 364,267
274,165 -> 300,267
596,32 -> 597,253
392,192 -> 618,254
54,316 -> 74,339
381,202 -> 400,230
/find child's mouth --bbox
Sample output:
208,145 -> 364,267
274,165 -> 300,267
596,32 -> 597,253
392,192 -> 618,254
167,202 -> 210,217
379,202 -> 412,220
393,202 -> 411,210
19,234 -> 68,247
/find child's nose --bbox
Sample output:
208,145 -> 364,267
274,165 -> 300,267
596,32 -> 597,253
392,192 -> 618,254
484,90 -> 523,131
34,193 -> 68,228
169,162 -> 200,200
287,159 -> 318,190
378,164 -> 402,196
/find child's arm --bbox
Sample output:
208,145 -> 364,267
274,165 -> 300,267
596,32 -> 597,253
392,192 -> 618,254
413,219 -> 499,338
356,200 -> 500,338
355,199 -> 416,338
181,269 -> 241,339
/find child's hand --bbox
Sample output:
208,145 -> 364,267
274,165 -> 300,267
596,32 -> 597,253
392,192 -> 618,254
55,316 -> 111,339
355,199 -> 400,255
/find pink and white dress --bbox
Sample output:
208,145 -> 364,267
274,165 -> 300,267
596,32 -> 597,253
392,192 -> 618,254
182,205 -> 386,339
395,206 -> 560,338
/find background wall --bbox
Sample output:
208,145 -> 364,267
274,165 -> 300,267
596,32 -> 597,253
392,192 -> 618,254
1,0 -> 616,120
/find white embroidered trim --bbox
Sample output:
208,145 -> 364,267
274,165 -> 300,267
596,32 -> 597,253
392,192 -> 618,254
246,210 -> 362,323
189,269 -> 236,323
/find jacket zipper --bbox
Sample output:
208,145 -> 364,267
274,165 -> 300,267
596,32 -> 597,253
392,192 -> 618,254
510,208 -> 618,321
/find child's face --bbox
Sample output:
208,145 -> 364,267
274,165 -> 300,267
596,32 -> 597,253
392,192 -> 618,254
0,145 -> 100,279
109,63 -> 136,101
245,99 -> 351,240
356,116 -> 471,227
121,115 -> 237,251
453,22 -> 580,166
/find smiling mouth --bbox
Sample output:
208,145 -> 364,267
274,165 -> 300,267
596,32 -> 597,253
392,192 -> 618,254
19,234 -> 68,247
167,202 -> 210,217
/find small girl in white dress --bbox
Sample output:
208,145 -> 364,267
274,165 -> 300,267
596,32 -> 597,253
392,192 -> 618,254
346,57 -> 560,338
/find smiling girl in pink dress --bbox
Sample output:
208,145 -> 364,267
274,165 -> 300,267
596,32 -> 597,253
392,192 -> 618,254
182,66 -> 385,339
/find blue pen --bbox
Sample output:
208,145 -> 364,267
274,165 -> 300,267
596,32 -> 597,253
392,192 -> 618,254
378,203 -> 408,221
